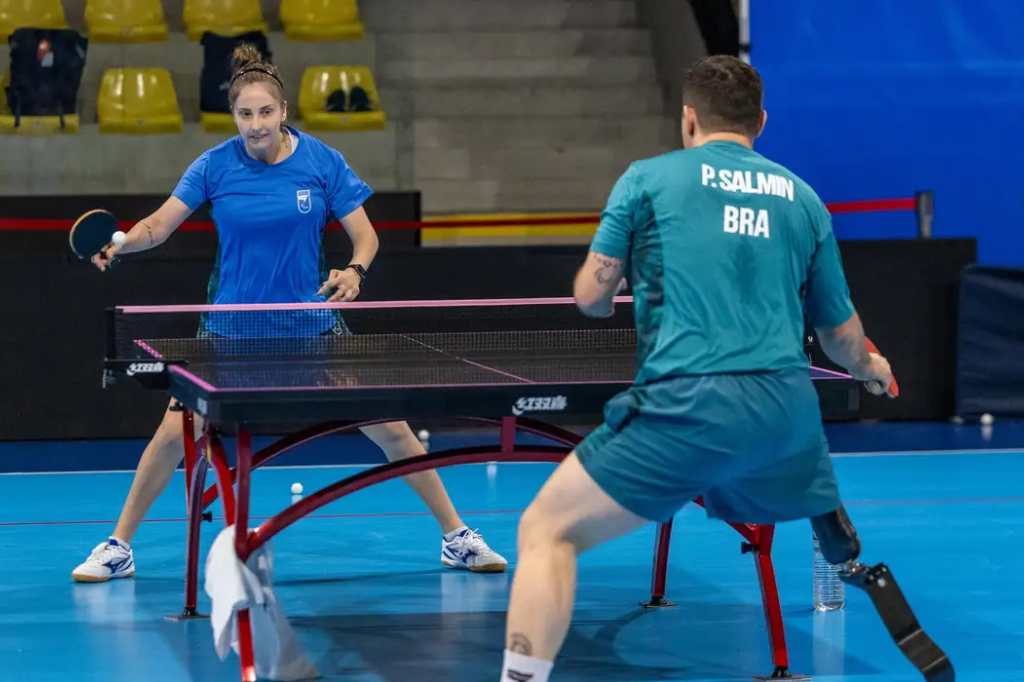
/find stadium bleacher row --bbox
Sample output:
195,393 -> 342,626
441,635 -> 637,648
1,0 -> 385,134
0,0 -> 364,43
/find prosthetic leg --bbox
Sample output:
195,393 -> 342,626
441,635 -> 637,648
811,507 -> 955,681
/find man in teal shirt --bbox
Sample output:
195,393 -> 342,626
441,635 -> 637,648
498,56 -> 900,682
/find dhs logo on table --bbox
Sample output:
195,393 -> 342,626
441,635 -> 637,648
126,362 -> 165,376
512,396 -> 567,416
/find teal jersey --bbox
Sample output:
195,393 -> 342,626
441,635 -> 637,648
592,141 -> 855,384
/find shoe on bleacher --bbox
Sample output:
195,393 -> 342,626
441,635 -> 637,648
71,537 -> 136,583
441,527 -> 507,573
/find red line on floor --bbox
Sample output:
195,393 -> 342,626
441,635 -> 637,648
2,496 -> 1022,527
0,508 -> 522,527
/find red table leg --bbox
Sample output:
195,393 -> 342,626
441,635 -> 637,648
178,418 -> 802,680
234,428 -> 257,682
237,609 -> 257,682
500,416 -> 517,454
642,519 -> 677,608
167,410 -> 212,620
638,498 -> 798,677
182,409 -> 195,505
168,432 -> 210,620
209,436 -> 237,525
206,434 -> 255,682
749,524 -> 807,680
235,428 -> 253,560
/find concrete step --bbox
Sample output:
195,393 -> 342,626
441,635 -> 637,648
418,178 -> 617,213
0,124 -> 400,195
362,0 -> 638,31
413,145 -> 670,181
410,116 -> 677,150
375,29 -> 651,60
378,55 -> 656,85
383,84 -> 666,119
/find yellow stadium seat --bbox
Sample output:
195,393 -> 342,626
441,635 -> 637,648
0,70 -> 80,135
298,66 -> 385,131
85,0 -> 168,42
200,111 -> 236,132
280,0 -> 364,41
0,0 -> 66,41
98,68 -> 184,134
0,112 -> 80,134
183,0 -> 267,42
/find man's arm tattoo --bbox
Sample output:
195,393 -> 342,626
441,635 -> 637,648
593,254 -> 623,285
509,633 -> 533,655
142,221 -> 154,247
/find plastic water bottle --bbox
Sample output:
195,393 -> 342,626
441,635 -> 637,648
813,532 -> 844,611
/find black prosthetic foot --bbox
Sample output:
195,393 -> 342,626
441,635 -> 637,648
841,562 -> 954,681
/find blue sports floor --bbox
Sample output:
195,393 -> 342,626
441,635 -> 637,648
2,424 -> 1022,682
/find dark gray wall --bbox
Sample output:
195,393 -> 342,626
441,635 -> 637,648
635,0 -> 709,126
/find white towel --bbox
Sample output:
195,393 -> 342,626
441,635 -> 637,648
204,525 -> 319,681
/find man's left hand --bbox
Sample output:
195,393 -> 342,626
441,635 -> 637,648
318,268 -> 362,302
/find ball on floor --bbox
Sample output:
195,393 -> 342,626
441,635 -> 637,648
291,482 -> 303,495
981,413 -> 994,425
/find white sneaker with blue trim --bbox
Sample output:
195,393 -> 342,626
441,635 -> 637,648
441,527 -> 507,573
71,538 -> 135,583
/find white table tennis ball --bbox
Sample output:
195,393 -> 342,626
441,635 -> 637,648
291,482 -> 303,495
111,231 -> 127,246
980,413 -> 994,426
417,429 -> 430,441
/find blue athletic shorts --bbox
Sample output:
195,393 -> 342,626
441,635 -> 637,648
575,368 -> 842,524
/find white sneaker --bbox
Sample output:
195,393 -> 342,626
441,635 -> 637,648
441,527 -> 508,573
71,538 -> 135,583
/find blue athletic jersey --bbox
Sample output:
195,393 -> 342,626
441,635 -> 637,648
172,126 -> 372,336
592,141 -> 855,383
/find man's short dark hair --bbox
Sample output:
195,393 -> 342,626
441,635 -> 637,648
683,55 -> 763,138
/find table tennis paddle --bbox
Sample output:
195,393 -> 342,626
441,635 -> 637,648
864,337 -> 899,398
69,209 -> 120,268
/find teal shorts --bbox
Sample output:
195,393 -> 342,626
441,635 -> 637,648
576,369 -> 842,524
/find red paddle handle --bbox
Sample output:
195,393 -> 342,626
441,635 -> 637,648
864,337 -> 899,398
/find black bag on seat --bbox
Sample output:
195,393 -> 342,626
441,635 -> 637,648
6,28 -> 88,127
348,85 -> 372,112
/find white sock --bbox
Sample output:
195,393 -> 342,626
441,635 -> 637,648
109,536 -> 131,550
501,650 -> 553,682
444,526 -> 468,541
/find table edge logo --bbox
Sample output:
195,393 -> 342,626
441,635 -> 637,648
512,395 -> 568,416
126,362 -> 165,376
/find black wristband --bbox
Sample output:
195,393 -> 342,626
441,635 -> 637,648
346,263 -> 367,282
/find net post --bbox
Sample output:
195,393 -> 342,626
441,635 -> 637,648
738,0 -> 751,63
915,190 -> 934,239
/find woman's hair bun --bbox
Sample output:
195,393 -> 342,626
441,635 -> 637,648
231,43 -> 263,72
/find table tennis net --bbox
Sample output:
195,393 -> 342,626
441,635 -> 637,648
110,301 -> 637,362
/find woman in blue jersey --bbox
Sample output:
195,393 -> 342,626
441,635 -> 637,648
72,44 -> 506,582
